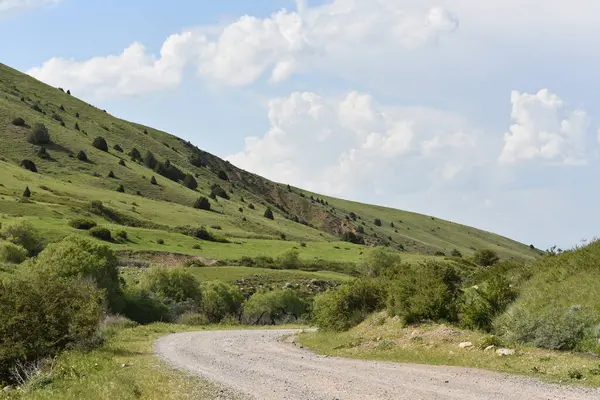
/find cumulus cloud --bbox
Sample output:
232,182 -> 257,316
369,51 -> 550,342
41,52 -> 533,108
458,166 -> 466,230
498,89 -> 591,165
227,90 -> 479,197
27,0 -> 458,96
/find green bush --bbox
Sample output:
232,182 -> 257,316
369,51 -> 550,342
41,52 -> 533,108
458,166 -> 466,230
200,281 -> 244,323
0,276 -> 104,383
115,230 -> 128,242
69,218 -> 97,230
277,249 -> 302,270
150,176 -> 157,185
92,137 -> 108,152
460,275 -> 516,332
242,290 -> 308,325
157,238 -> 164,245
22,186 -> 31,198
113,144 -> 124,153
27,124 -> 50,145
122,287 -> 170,324
451,249 -> 463,257
210,185 -> 229,200
89,226 -> 112,241
129,148 -> 142,161
140,267 -> 201,304
264,207 -> 274,220
194,197 -> 211,211
144,151 -> 157,169
31,235 -> 122,312
1,218 -> 43,255
177,312 -> 210,326
473,249 -> 499,267
313,279 -> 386,331
217,170 -> 229,181
183,174 -> 198,190
99,315 -> 138,337
20,159 -> 38,173
77,150 -> 88,161
387,261 -> 462,324
12,117 -> 25,126
374,218 -> 382,227
361,247 -> 401,277
0,241 -> 27,264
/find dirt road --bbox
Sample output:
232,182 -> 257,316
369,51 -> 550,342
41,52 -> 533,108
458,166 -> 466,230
154,329 -> 600,400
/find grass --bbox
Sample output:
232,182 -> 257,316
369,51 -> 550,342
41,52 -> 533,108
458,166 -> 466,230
299,313 -> 600,387
184,266 -> 354,283
4,323 -> 305,400
0,61 -> 540,265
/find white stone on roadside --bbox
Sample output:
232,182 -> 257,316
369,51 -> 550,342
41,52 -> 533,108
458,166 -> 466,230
458,342 -> 473,348
484,345 -> 496,352
496,348 -> 515,356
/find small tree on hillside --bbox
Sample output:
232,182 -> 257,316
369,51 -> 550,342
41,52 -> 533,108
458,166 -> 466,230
27,123 -> 50,145
144,151 -> 157,169
473,249 -> 499,267
11,117 -> 25,127
183,174 -> 198,190
264,207 -> 274,220
119,159 -> 126,167
116,184 -> 125,193
23,186 -> 31,198
217,170 -> 229,181
450,249 -> 462,257
20,159 -> 37,173
77,150 -> 88,162
92,137 -> 108,152
150,176 -> 157,185
113,144 -> 123,153
194,197 -> 211,211
129,148 -> 142,161
374,218 -> 382,227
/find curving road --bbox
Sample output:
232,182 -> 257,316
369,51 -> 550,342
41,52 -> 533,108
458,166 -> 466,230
155,329 -> 600,400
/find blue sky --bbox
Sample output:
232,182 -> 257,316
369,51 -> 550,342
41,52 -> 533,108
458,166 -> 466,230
2,0 -> 600,250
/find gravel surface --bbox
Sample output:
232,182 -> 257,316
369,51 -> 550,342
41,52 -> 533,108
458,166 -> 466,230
154,329 -> 600,400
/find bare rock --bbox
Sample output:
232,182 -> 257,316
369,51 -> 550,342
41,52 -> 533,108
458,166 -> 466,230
496,348 -> 515,356
3,386 -> 14,393
484,345 -> 496,352
458,342 -> 473,349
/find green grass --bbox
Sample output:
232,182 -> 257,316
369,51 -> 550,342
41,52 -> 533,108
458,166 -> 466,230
4,323 -> 304,400
0,61 -> 539,266
185,266 -> 353,283
299,313 -> 600,387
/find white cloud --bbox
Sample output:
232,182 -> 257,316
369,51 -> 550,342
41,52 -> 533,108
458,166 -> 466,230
498,89 -> 591,165
227,90 -> 480,197
0,0 -> 60,13
27,0 -> 458,96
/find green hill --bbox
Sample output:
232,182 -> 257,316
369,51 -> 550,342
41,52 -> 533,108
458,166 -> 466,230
0,62 -> 539,264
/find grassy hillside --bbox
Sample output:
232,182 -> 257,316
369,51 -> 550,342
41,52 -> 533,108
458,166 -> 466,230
0,62 -> 539,262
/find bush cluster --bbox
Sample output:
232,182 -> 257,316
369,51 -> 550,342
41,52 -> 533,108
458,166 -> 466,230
27,124 -> 50,145
69,218 -> 97,230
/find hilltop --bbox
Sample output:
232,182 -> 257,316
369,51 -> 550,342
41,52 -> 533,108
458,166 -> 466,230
0,62 -> 539,263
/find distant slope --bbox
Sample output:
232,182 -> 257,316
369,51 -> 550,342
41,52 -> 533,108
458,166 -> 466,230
0,62 -> 539,261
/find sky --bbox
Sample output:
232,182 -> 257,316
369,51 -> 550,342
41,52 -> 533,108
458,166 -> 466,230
2,0 -> 600,250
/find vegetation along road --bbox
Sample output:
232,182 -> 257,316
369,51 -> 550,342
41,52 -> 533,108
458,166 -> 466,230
155,329 -> 600,400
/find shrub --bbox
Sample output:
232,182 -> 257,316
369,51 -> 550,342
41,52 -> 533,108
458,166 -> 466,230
116,184 -> 125,193
99,315 -> 138,337
31,235 -> 122,311
387,261 -> 462,324
27,123 -> 50,145
313,279 -> 386,331
113,144 -> 123,153
74,122 -> 80,131
451,249 -> 463,257
194,197 -> 211,211
242,290 -> 308,325
374,218 -> 382,227
177,312 -> 210,326
129,148 -> 142,161
11,117 -> 25,126
356,225 -> 365,234
115,230 -> 128,242
22,186 -> 31,198
200,281 -> 244,323
0,241 -> 27,264
89,226 -> 112,242
0,277 -> 104,383
248,203 -> 255,210
92,137 -> 108,152
69,218 -> 97,230
77,150 -> 88,161
150,176 -> 157,185
119,159 -> 126,166
36,146 -> 50,159
1,218 -> 43,255
157,238 -> 165,245
217,170 -> 229,181
211,185 -> 229,200
474,249 -> 500,267
341,231 -> 364,245
183,174 -> 198,190
264,207 -> 274,220
434,251 -> 445,256
31,104 -> 42,113
122,287 -> 170,324
460,275 -> 517,332
277,249 -> 302,270
140,267 -> 201,304
361,247 -> 401,277
143,151 -> 157,169
108,170 -> 116,178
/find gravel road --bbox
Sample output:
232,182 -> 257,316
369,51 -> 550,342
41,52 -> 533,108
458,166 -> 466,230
154,329 -> 600,400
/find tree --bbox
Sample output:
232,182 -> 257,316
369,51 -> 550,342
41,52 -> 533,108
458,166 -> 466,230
183,174 -> 198,190
74,122 -> 80,131
217,170 -> 229,181
92,136 -> 108,152
264,207 -> 274,220
129,147 -> 142,161
451,249 -> 463,257
20,159 -> 37,173
287,184 -> 292,192
119,159 -> 126,166
37,146 -> 50,159
108,170 -> 116,178
144,151 -> 157,169
374,218 -> 382,227
11,117 -> 25,126
22,186 -> 31,198
77,150 -> 88,162
67,89 -> 71,95
194,197 -> 211,211
116,184 -> 125,193
473,249 -> 499,267
150,176 -> 157,185
356,225 -> 365,234
113,144 -> 124,153
27,123 -> 50,145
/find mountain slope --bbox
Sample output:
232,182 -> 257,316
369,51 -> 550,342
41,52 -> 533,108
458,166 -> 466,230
0,62 -> 539,261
